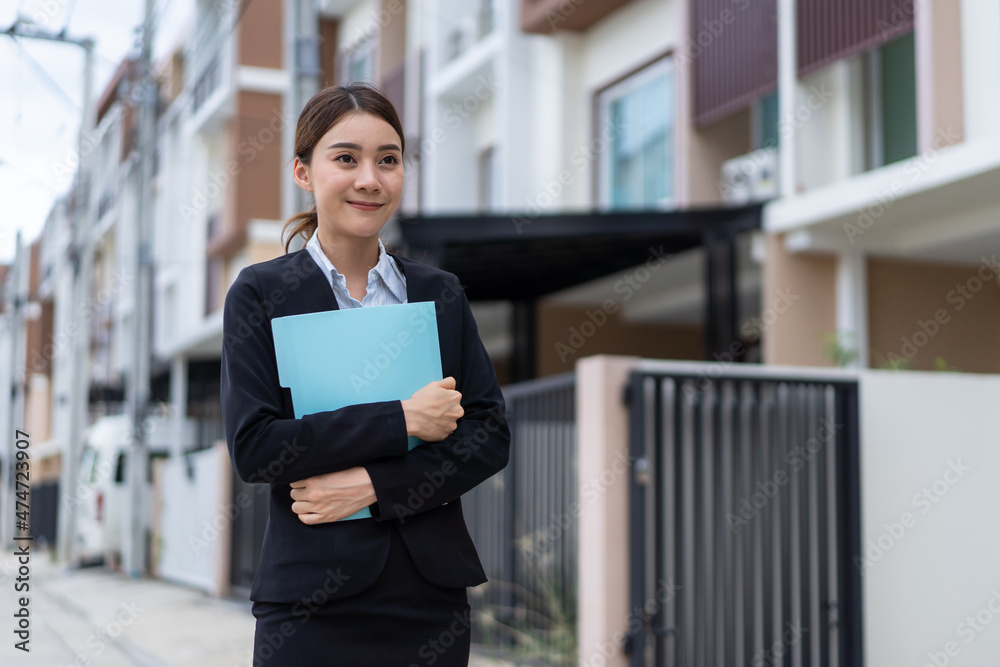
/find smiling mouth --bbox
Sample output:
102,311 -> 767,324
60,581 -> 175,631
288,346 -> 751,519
348,201 -> 384,210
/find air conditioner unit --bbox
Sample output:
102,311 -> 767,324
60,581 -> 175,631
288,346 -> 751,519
720,147 -> 779,205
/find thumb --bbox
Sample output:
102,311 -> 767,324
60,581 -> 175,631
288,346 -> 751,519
437,376 -> 457,389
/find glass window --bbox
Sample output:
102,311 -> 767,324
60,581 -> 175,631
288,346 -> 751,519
344,38 -> 376,85
599,58 -> 674,210
879,32 -> 917,166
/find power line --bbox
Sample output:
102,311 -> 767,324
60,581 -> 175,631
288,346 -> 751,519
6,35 -> 81,111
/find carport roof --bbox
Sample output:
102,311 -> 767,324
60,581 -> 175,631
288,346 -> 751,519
396,205 -> 763,301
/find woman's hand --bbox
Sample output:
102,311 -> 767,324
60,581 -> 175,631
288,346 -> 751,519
401,376 -> 464,442
289,467 -> 377,524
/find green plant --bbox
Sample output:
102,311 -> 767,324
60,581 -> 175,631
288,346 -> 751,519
933,357 -> 959,372
821,330 -> 859,368
475,537 -> 578,666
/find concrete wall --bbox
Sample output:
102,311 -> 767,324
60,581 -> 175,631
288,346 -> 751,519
761,235 -> 838,366
959,0 -> 1000,142
859,370 -> 1000,665
155,443 -> 232,596
537,304 -> 702,378
866,256 -> 1000,372
575,355 -> 1000,665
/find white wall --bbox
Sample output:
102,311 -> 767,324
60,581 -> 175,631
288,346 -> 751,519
157,443 -> 231,595
959,0 -> 1000,142
860,370 -> 1000,665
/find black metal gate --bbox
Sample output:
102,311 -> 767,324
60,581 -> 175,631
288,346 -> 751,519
627,369 -> 862,666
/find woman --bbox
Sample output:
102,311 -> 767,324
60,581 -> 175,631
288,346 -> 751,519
220,83 -> 510,665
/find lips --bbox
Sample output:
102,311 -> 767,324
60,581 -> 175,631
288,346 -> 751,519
348,201 -> 384,211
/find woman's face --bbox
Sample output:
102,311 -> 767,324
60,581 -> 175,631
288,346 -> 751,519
294,112 -> 403,243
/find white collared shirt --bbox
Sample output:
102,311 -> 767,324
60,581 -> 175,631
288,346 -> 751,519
305,232 -> 408,309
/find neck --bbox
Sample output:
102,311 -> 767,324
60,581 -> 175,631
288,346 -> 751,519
315,229 -> 381,281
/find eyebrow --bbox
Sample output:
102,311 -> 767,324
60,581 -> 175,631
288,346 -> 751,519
327,142 -> 401,152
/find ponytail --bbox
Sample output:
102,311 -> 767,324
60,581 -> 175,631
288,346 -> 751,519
282,206 -> 318,253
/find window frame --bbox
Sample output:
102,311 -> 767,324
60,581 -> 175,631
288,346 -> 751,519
596,55 -> 676,211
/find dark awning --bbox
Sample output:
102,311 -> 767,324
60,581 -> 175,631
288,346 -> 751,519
396,205 -> 763,301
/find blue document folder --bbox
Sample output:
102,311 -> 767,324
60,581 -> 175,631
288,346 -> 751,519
271,301 -> 443,520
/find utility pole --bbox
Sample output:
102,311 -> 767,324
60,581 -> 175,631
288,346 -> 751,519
0,19 -> 96,563
123,0 -> 157,578
1,232 -> 26,550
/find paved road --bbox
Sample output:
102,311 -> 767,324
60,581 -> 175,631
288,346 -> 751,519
0,550 -> 511,666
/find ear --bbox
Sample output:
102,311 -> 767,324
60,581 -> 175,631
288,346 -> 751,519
292,157 -> 313,192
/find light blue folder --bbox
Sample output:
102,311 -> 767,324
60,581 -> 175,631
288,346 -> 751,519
271,301 -> 443,520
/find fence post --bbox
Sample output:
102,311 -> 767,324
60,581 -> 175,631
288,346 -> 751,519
576,355 -> 641,667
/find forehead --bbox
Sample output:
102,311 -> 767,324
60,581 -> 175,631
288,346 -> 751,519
318,112 -> 401,147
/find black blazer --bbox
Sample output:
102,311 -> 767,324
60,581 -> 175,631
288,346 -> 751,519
220,247 -> 511,603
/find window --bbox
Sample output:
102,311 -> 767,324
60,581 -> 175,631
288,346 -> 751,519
343,38 -> 376,85
754,92 -> 780,150
598,58 -> 675,210
865,32 -> 917,169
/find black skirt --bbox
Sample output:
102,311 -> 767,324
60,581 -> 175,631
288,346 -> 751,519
251,523 -> 472,666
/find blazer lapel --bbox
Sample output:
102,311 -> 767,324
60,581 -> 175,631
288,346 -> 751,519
291,248 -> 340,311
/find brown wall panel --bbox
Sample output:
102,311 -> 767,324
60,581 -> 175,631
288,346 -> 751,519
537,304 -> 703,377
798,0 -> 914,76
238,0 -> 283,69
867,257 -> 1000,373
693,0 -> 778,126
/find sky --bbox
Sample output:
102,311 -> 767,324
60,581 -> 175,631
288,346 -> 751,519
0,0 -> 193,263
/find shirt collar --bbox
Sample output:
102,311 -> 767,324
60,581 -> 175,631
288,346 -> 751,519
305,233 -> 406,303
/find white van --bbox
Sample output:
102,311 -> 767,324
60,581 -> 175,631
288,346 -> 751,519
74,413 -> 195,567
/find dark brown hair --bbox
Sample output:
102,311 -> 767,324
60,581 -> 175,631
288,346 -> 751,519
281,83 -> 405,252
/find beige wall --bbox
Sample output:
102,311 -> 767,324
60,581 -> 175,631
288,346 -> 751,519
685,107 -> 752,206
918,0 -> 964,153
537,303 -> 703,377
761,234 -> 838,366
867,256 -> 1000,372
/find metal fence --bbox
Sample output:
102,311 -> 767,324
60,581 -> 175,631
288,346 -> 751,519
626,370 -> 862,667
465,371 -> 577,649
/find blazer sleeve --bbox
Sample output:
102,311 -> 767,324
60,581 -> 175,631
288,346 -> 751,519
221,266 -> 410,485
362,276 -> 511,522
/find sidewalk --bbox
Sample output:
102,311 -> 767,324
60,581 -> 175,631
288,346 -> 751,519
0,550 -> 513,666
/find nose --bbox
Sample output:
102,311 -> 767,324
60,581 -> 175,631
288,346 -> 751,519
354,158 -> 380,192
